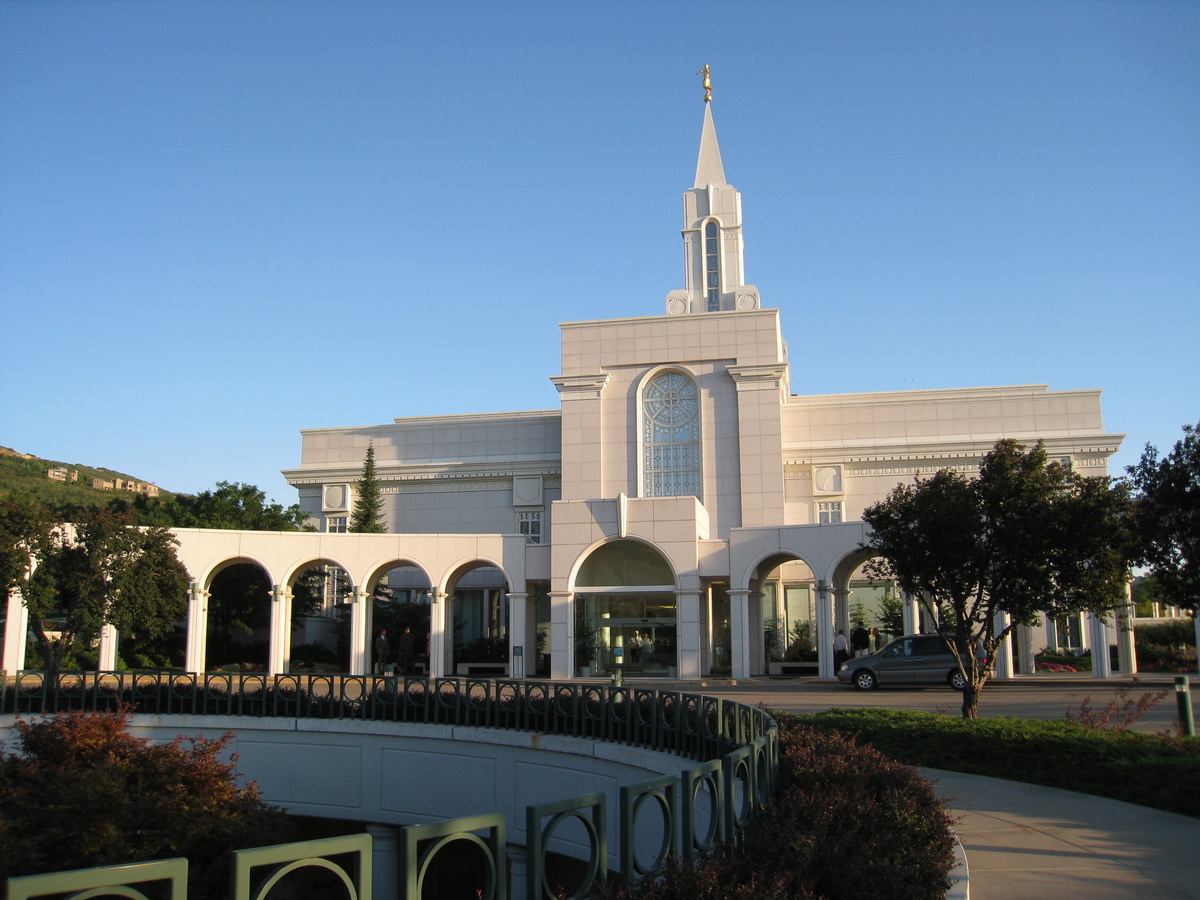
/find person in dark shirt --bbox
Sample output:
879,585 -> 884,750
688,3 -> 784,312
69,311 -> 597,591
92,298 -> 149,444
851,625 -> 870,658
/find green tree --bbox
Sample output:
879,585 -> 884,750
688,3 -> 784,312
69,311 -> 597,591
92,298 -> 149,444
166,481 -> 312,531
1127,422 -> 1199,614
877,585 -> 905,637
1131,574 -> 1164,618
350,441 -> 386,533
145,482 -> 315,668
863,439 -> 1136,718
0,708 -> 292,896
0,496 -> 50,603
23,508 -> 190,681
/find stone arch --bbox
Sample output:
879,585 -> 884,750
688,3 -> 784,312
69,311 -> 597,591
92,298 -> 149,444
199,553 -> 277,590
201,555 -> 276,673
359,559 -> 435,677
275,555 -> 357,674
829,545 -> 905,657
735,549 -> 820,677
437,557 -> 514,677
568,538 -> 680,678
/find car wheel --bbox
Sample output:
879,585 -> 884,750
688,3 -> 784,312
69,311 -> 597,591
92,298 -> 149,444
854,670 -> 877,691
948,670 -> 968,691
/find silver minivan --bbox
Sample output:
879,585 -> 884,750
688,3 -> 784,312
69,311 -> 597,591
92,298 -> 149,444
836,634 -> 969,691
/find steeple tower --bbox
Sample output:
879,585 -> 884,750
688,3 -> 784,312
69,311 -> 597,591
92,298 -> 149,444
666,66 -> 760,315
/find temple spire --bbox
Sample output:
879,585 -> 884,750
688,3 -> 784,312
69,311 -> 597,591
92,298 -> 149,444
665,67 -> 760,316
693,102 -> 728,188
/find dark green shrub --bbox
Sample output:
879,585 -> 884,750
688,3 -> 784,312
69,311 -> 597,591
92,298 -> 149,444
792,708 -> 1200,818
1136,620 -> 1198,672
600,720 -> 955,899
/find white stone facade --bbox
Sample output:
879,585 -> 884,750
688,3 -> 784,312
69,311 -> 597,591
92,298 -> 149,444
281,98 -> 1125,683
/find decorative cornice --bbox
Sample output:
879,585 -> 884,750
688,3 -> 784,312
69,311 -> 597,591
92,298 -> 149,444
727,363 -> 788,387
550,373 -> 610,399
284,466 -> 562,488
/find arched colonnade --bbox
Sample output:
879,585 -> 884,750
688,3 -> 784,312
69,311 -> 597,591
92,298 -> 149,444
2,522 -> 1130,679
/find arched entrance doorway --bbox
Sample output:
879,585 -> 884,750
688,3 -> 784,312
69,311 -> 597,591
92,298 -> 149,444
747,554 -> 818,676
445,565 -> 510,675
573,541 -> 678,678
369,563 -> 432,676
204,560 -> 273,671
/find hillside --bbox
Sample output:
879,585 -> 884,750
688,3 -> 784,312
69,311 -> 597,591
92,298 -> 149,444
0,446 -> 178,509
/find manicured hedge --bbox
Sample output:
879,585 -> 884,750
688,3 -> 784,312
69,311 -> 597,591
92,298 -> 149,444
790,708 -> 1200,818
600,719 -> 956,899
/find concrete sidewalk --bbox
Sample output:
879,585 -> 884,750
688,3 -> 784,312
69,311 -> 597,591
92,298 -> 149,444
923,768 -> 1200,899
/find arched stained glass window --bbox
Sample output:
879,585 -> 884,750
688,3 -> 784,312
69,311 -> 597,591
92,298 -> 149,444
642,371 -> 701,498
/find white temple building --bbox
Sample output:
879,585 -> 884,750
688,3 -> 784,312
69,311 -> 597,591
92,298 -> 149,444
281,80 -> 1129,683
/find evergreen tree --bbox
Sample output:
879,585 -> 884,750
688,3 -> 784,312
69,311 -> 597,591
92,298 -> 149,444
351,441 -> 386,533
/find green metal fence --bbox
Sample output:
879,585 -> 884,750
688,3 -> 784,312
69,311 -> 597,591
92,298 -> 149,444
0,671 -> 774,762
2,671 -> 778,900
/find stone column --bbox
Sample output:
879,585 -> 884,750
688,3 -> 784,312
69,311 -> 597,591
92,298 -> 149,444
506,843 -> 528,900
727,364 -> 788,527
1015,623 -> 1036,675
548,591 -> 572,679
676,588 -> 704,680
427,591 -> 448,679
1088,612 -> 1112,679
901,590 -> 918,637
184,582 -> 209,673
833,588 -> 851,637
992,611 -> 1014,680
746,589 -> 764,676
728,589 -> 752,680
550,373 -> 610,500
349,588 -> 371,676
3,588 -> 30,672
97,623 -> 119,672
366,824 -> 400,900
507,592 -> 529,678
1116,583 -> 1138,675
815,581 -> 835,679
268,585 -> 294,677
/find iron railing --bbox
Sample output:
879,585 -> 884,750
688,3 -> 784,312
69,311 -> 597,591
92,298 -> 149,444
0,670 -> 775,763
1,671 -> 778,900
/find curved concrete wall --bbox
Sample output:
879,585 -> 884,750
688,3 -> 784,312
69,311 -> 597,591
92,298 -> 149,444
5,715 -> 704,868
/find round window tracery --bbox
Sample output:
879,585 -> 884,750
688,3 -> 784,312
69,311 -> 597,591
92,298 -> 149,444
644,372 -> 699,431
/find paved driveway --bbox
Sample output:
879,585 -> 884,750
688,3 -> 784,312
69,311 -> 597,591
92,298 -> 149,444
697,673 -> 1190,735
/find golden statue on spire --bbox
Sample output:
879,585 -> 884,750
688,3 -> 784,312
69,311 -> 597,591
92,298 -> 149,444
697,64 -> 712,102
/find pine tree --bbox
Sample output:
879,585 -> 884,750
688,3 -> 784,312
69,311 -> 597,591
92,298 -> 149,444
351,441 -> 386,533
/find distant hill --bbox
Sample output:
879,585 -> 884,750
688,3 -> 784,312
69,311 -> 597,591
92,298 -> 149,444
0,446 -> 179,510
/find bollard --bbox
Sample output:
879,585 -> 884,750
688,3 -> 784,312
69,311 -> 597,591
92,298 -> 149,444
1176,676 -> 1195,738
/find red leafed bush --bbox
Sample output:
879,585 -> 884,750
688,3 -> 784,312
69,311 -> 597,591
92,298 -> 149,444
0,707 -> 293,897
601,718 -> 956,900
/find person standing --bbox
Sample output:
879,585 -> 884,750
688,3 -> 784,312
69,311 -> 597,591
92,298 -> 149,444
851,624 -> 870,658
833,630 -> 849,669
398,626 -> 416,675
374,628 -> 391,675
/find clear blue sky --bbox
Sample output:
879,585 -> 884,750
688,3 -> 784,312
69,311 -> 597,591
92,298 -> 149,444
2,0 -> 1197,507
